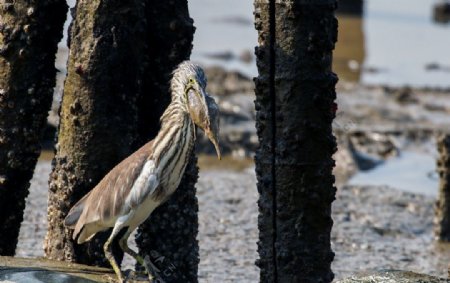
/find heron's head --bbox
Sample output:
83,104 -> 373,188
172,61 -> 221,159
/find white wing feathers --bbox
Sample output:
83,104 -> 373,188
126,160 -> 159,208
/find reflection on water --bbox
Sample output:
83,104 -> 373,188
349,151 -> 439,197
58,0 -> 450,88
362,0 -> 450,88
335,0 -> 450,87
190,0 -> 450,88
334,0 -> 365,82
189,0 -> 257,78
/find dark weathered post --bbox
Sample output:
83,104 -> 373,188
337,0 -> 363,15
254,0 -> 338,282
135,1 -> 198,282
0,0 -> 66,255
45,0 -> 198,276
45,0 -> 146,265
435,134 -> 450,242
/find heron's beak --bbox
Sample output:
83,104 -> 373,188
187,85 -> 221,159
204,94 -> 221,160
205,126 -> 221,160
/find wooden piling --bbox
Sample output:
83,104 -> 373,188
0,0 -> 67,256
435,134 -> 450,242
254,0 -> 338,282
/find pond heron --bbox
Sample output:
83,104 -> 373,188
64,61 -> 221,282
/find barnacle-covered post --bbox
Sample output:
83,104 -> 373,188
45,0 -> 199,276
44,0 -> 146,265
254,0 -> 338,282
135,0 -> 198,282
435,134 -> 450,241
0,0 -> 66,255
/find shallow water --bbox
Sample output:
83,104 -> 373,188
361,0 -> 450,88
0,269 -> 95,283
189,0 -> 257,78
190,0 -> 450,88
59,0 -> 450,88
349,151 -> 439,197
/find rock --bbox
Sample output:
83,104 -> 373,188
202,51 -> 234,61
196,93 -> 257,157
425,62 -> 450,72
196,120 -> 257,158
347,136 -> 383,171
426,62 -> 442,71
212,16 -> 252,26
204,66 -> 254,96
238,50 -> 253,64
333,131 -> 399,178
363,66 -> 382,74
434,3 -> 450,24
393,87 -> 418,104
197,68 -> 257,156
336,270 -> 449,283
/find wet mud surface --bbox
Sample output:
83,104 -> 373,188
22,54 -> 450,281
16,157 -> 450,282
20,0 -> 449,279
17,73 -> 450,281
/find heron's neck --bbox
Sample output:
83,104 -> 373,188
151,99 -> 195,166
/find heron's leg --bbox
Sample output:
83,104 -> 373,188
104,239 -> 124,282
118,231 -> 160,282
104,222 -> 127,282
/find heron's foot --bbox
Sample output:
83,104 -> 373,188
124,270 -> 149,282
104,259 -> 125,282
115,273 -> 126,283
102,273 -> 124,283
143,255 -> 165,283
133,256 -> 152,277
105,258 -> 125,282
133,269 -> 149,277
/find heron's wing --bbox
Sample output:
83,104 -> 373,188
68,140 -> 158,239
65,192 -> 90,228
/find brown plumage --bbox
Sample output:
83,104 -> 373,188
65,141 -> 154,243
64,61 -> 221,282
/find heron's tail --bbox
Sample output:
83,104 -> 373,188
75,223 -> 100,244
64,194 -> 89,228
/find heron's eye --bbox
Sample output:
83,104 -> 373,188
189,77 -> 195,84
